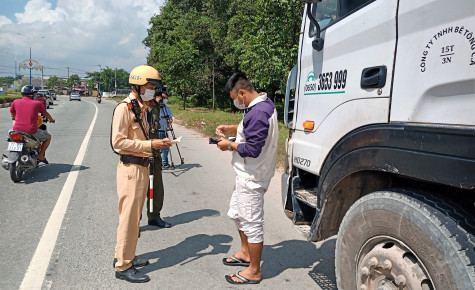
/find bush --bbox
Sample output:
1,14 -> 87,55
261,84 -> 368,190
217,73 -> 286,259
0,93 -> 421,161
0,94 -> 22,104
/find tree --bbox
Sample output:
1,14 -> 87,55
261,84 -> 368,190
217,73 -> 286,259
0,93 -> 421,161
86,68 -> 130,92
115,68 -> 130,89
67,74 -> 81,89
145,3 -> 199,109
224,0 -> 302,98
145,0 -> 234,109
46,75 -> 61,89
144,0 -> 303,109
0,76 -> 15,86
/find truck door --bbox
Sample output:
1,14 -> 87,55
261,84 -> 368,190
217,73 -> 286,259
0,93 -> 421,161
289,0 -> 397,175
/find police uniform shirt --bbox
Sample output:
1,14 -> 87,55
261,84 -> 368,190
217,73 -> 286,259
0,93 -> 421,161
112,93 -> 152,158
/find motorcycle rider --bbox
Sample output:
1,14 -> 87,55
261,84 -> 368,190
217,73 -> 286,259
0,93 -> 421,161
10,85 -> 55,164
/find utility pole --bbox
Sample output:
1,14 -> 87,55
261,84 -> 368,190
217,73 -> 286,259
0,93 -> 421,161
17,33 -> 32,85
41,66 -> 44,88
66,67 -> 70,92
14,55 -> 17,80
17,33 -> 45,85
98,64 -> 102,94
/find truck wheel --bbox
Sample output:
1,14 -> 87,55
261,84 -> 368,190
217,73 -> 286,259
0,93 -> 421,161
335,189 -> 475,290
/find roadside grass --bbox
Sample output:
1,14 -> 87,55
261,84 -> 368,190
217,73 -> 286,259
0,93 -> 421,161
110,96 -> 127,103
110,96 -> 288,168
167,103 -> 288,168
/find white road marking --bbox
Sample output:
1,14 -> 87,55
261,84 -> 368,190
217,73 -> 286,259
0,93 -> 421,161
19,100 -> 98,290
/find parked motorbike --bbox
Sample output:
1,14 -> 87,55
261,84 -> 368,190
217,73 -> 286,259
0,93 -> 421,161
1,115 -> 49,182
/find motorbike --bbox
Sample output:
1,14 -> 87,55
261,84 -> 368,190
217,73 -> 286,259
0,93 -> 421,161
1,115 -> 49,182
96,95 -> 101,104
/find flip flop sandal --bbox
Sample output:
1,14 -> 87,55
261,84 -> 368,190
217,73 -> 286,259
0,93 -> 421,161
222,256 -> 250,267
225,271 -> 261,285
38,158 -> 49,165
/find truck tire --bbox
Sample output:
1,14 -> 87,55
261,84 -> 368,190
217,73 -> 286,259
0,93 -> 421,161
335,189 -> 475,290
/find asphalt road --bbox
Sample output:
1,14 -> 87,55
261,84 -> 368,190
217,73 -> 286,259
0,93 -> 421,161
0,95 -> 337,290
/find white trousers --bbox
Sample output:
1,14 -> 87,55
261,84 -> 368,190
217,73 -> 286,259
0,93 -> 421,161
227,176 -> 270,243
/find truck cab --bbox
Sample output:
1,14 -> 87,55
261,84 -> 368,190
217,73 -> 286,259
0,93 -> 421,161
282,0 -> 475,289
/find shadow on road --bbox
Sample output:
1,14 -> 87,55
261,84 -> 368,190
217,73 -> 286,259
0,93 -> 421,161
140,209 -> 220,233
307,238 -> 337,289
260,238 -> 337,289
162,163 -> 202,177
140,234 -> 232,274
23,163 -> 89,184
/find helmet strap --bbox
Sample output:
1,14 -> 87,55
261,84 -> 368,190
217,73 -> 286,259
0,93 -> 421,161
132,85 -> 144,103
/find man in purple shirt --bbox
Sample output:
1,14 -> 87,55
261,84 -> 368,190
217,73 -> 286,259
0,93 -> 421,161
10,85 -> 55,164
216,72 -> 278,285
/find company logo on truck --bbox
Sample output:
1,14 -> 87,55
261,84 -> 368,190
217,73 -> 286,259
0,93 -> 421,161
307,71 -> 315,82
420,25 -> 475,72
304,71 -> 317,93
304,70 -> 347,95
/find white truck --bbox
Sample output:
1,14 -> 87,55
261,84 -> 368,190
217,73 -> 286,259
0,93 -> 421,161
282,0 -> 475,289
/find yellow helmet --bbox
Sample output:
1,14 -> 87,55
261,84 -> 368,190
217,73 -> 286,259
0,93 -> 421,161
129,65 -> 162,86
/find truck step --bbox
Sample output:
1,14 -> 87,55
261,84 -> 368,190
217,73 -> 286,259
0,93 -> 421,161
294,188 -> 318,208
292,224 -> 311,237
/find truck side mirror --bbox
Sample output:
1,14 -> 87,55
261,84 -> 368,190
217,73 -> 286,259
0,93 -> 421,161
306,3 -> 324,51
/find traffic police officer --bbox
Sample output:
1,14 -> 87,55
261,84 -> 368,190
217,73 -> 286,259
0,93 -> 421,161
111,65 -> 172,283
146,91 -> 172,228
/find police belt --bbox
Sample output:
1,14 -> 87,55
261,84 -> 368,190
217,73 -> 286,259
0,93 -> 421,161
120,155 -> 150,167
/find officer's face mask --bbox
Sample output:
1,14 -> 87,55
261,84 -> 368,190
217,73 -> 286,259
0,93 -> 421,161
141,89 -> 155,101
233,92 -> 246,110
162,98 -> 168,104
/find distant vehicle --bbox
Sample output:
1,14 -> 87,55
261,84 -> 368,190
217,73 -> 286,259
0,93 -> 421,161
48,90 -> 56,100
1,115 -> 55,182
0,91 -> 6,95
69,92 -> 81,101
38,90 -> 53,105
34,92 -> 47,109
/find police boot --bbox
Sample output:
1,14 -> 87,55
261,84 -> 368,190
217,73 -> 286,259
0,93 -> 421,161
148,215 -> 172,228
115,266 -> 150,283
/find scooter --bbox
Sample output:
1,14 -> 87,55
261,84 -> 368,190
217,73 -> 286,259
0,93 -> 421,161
96,94 -> 102,104
1,116 -> 50,182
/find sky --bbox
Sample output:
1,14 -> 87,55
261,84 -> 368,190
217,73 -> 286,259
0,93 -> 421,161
0,0 -> 166,80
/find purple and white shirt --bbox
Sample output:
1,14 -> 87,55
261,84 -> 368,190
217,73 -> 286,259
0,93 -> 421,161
232,93 -> 278,182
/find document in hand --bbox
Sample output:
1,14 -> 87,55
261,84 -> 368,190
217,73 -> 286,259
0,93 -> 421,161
170,136 -> 182,144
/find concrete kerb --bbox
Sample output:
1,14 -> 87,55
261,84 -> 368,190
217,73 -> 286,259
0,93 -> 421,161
0,103 -> 11,108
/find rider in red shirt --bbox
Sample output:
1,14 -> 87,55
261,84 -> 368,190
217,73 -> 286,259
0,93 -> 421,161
10,85 -> 56,164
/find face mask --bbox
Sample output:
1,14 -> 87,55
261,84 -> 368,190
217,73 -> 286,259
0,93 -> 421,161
233,99 -> 246,110
141,89 -> 155,101
233,93 -> 246,110
162,99 -> 168,104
